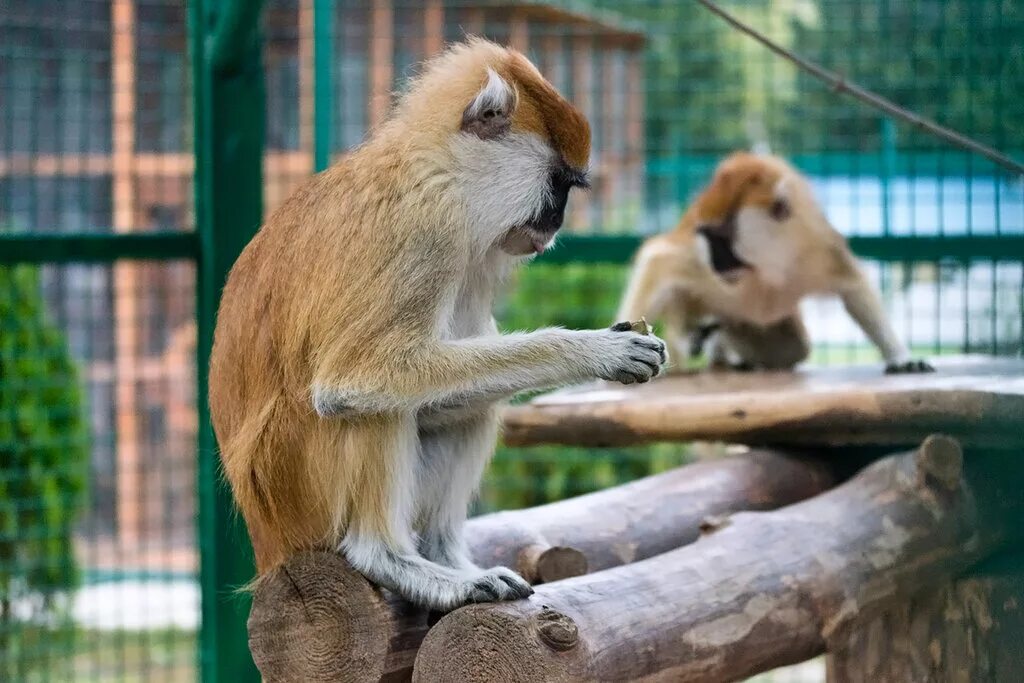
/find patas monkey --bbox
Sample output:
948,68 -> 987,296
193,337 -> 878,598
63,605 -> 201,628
209,39 -> 667,611
616,152 -> 932,374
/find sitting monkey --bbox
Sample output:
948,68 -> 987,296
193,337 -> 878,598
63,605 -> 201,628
209,39 -> 667,611
616,151 -> 933,374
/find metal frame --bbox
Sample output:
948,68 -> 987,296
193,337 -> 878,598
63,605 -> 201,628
2,233 -> 1020,268
189,0 -> 264,681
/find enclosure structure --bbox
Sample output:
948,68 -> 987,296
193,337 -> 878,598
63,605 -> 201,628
1,0 -> 1022,681
249,357 -> 1024,681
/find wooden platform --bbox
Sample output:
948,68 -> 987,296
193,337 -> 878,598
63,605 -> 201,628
502,356 -> 1024,449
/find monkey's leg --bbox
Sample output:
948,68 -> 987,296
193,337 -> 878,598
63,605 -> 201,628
705,329 -> 745,370
659,306 -> 696,372
838,275 -> 934,373
414,408 -> 499,572
719,315 -> 811,370
340,415 -> 532,611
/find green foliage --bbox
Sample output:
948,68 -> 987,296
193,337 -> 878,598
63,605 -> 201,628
784,0 -> 1024,153
478,263 -> 693,511
0,265 -> 88,667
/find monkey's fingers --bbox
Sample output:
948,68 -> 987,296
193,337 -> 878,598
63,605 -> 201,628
610,318 -> 651,335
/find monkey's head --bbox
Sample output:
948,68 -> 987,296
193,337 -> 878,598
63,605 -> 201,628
394,39 -> 591,257
694,152 -> 823,286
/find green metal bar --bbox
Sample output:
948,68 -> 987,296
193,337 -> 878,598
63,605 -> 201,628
0,232 -> 199,264
313,0 -> 334,172
191,0 -> 264,681
535,234 -> 1024,265
848,235 -> 1024,262
209,0 -> 265,74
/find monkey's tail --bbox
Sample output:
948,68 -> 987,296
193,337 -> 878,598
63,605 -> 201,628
220,394 -> 335,579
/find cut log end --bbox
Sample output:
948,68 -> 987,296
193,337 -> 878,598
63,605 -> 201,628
518,543 -> 588,584
413,602 -> 577,683
415,444 -> 1024,683
248,551 -> 391,683
916,434 -> 963,491
535,546 -> 588,583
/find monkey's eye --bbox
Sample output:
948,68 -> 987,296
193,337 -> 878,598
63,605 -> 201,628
769,198 -> 791,221
553,167 -> 590,191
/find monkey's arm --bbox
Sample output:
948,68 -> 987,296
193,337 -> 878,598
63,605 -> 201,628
616,242 -> 700,367
836,263 -> 933,373
311,327 -> 667,416
615,242 -> 683,323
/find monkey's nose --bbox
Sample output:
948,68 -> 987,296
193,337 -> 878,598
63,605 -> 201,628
537,205 -> 565,233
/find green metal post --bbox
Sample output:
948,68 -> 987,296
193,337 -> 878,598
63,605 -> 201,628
313,0 -> 335,172
190,0 -> 265,681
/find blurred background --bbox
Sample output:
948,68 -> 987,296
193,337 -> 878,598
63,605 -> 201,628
0,0 -> 1021,680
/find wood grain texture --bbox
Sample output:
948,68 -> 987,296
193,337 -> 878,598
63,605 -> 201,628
469,448 -> 837,580
502,356 -> 1024,449
413,438 -> 1024,683
247,449 -> 836,681
828,559 -> 1024,682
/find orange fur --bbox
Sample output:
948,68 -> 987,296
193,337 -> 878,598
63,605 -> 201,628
617,151 -> 919,371
209,39 -> 595,576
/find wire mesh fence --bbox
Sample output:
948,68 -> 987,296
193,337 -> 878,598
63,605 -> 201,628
1,0 -> 1022,680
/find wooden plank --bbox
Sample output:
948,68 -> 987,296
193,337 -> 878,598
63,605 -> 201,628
503,356 -> 1024,449
414,439 -> 1024,682
509,10 -> 529,52
369,0 -> 394,126
247,448 -> 838,682
423,0 -> 444,57
828,558 -> 1024,682
112,0 -> 142,545
298,0 -> 314,157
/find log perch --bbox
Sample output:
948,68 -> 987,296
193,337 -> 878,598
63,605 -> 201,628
828,554 -> 1024,682
502,357 -> 1024,449
414,437 -> 1024,683
468,448 -> 837,581
247,449 -> 836,682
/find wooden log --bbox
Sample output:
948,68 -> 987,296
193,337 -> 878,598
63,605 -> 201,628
502,356 -> 1024,449
468,448 -> 838,582
827,554 -> 1024,683
413,437 -> 1024,683
247,449 -> 837,682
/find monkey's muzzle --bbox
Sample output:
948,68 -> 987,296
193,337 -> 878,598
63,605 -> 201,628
501,195 -> 568,256
697,218 -> 749,276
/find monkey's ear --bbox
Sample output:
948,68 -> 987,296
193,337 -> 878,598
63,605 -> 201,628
461,68 -> 516,140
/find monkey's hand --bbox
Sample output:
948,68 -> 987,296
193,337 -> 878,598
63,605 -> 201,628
597,323 -> 669,384
885,358 -> 936,374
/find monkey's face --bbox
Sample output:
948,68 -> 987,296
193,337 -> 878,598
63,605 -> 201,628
695,153 -> 799,286
449,53 -> 591,257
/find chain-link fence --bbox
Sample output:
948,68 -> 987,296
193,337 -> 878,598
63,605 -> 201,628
1,0 -> 1021,680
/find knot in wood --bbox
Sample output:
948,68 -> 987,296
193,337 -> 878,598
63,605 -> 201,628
699,514 -> 732,536
534,607 -> 578,651
916,434 -> 963,492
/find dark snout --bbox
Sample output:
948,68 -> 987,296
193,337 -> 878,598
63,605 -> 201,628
534,196 -> 567,235
696,214 -> 748,274
533,164 -> 588,235
696,213 -> 737,241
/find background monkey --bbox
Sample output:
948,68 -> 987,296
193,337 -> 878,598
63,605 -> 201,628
209,39 -> 667,611
616,151 -> 933,374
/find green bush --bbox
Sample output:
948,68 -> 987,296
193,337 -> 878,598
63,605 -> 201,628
0,265 -> 88,672
479,263 -> 694,511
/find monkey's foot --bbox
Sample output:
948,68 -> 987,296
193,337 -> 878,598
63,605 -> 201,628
885,359 -> 935,374
344,541 -> 533,611
412,566 -> 533,610
467,566 -> 534,603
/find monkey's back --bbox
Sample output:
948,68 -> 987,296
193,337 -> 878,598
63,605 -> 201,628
208,150 -> 467,573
